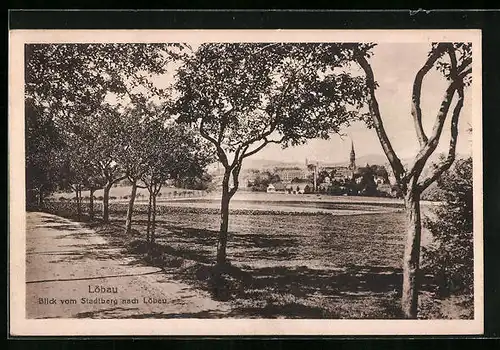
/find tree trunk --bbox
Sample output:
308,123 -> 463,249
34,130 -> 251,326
102,183 -> 112,223
125,180 -> 138,234
38,186 -> 43,208
146,191 -> 152,243
401,189 -> 423,319
151,193 -> 157,244
76,188 -> 82,221
89,188 -> 95,221
216,177 -> 231,266
313,167 -> 317,192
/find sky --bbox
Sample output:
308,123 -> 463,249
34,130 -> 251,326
255,43 -> 473,165
110,42 -> 473,166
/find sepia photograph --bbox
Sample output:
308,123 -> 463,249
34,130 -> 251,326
9,29 -> 483,335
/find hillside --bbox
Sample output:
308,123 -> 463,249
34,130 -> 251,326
239,154 -> 391,171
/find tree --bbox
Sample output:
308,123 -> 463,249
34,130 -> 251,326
251,172 -> 272,192
25,43 -> 181,113
175,43 -> 371,267
318,170 -> 331,184
371,164 -> 389,183
25,43 -> 183,217
118,105 -> 156,234
141,120 -> 212,246
180,171 -> 213,190
57,125 -> 108,221
355,43 -> 472,318
59,139 -> 89,221
56,105 -> 129,223
356,166 -> 377,196
307,163 -> 319,191
269,173 -> 281,184
59,103 -> 129,223
25,99 -> 65,208
422,157 -> 473,298
84,173 -> 107,221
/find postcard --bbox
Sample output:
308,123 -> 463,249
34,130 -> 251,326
9,29 -> 483,336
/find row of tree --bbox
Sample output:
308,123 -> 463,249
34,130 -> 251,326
26,42 -> 472,319
26,43 -> 213,241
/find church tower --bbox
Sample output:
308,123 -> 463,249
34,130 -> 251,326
349,140 -> 356,170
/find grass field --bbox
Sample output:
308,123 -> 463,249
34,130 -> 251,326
101,200 -> 445,319
41,193 -> 469,319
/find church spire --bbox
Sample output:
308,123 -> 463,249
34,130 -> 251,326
349,139 -> 356,170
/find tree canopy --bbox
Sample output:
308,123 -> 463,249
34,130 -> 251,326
174,43 -> 374,196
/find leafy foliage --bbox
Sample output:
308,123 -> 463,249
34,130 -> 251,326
24,42 -> 210,222
249,171 -> 278,192
422,157 -> 473,297
25,43 -> 183,196
141,120 -> 213,189
356,167 -> 378,196
432,42 -> 473,86
25,43 -> 182,115
25,99 -> 66,205
175,43 -> 373,153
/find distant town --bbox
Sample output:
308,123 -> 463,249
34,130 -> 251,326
208,141 -> 400,198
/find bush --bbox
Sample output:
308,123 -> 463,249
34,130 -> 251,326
422,157 -> 473,297
109,196 -> 117,200
391,185 -> 403,199
59,196 -> 67,201
421,181 -> 441,201
97,196 -> 104,200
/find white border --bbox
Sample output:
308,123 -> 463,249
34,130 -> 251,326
9,29 -> 483,336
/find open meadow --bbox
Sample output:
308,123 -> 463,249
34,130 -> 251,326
39,192 -> 458,319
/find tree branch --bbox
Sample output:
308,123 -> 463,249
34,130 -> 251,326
406,46 -> 467,183
405,83 -> 458,185
253,43 -> 281,55
447,45 -> 458,81
231,121 -> 278,166
224,53 -> 310,171
243,142 -> 268,159
228,162 -> 242,198
109,174 -> 127,185
418,86 -> 464,191
458,67 -> 472,81
457,56 -> 472,76
154,183 -> 163,196
199,118 -> 229,168
217,105 -> 234,144
356,53 -> 405,183
411,44 -> 447,147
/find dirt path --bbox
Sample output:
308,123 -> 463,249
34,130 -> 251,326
26,212 -> 231,319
